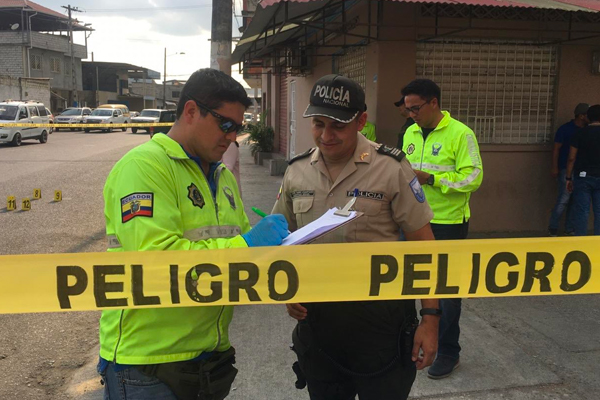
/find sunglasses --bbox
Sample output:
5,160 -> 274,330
188,97 -> 245,134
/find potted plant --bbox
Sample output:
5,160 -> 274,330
244,111 -> 274,165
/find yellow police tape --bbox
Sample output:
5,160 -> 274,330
0,122 -> 173,128
0,237 -> 598,314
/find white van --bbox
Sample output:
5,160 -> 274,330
84,108 -> 127,133
0,100 -> 50,146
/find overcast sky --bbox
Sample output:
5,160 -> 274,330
41,0 -> 247,85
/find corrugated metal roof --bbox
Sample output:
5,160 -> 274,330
258,0 -> 600,12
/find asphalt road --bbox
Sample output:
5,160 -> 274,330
1,131 -> 599,400
0,129 -> 149,399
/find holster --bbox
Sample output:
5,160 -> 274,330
399,317 -> 419,369
135,347 -> 238,400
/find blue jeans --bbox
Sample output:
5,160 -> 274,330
98,362 -> 177,400
548,169 -> 575,232
430,222 -> 469,361
572,175 -> 600,236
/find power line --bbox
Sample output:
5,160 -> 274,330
83,5 -> 211,13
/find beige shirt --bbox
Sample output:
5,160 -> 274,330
272,133 -> 433,242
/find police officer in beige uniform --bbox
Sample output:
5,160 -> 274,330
272,75 -> 440,400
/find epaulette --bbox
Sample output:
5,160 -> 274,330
376,144 -> 405,162
288,147 -> 316,165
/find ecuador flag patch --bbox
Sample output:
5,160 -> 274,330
121,193 -> 154,223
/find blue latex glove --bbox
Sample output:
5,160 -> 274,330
242,214 -> 289,247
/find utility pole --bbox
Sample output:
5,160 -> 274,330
62,5 -> 82,107
163,47 -> 166,109
210,0 -> 232,75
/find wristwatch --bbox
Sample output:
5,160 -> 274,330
426,174 -> 435,186
420,308 -> 442,317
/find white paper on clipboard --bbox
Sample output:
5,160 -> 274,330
282,208 -> 363,246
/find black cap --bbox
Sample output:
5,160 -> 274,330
394,96 -> 405,107
303,74 -> 365,123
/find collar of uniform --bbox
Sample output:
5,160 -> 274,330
417,110 -> 452,134
151,132 -> 189,160
309,132 -> 373,165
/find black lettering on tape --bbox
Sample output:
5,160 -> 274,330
369,255 -> 398,296
268,261 -> 298,301
402,254 -> 431,296
435,254 -> 459,295
170,265 -> 180,304
485,252 -> 519,294
131,265 -> 160,306
94,265 -> 128,308
229,263 -> 261,302
469,254 -> 480,294
561,251 -> 591,292
56,266 -> 88,309
522,253 -> 554,292
186,264 -> 223,303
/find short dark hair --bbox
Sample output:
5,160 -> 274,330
587,104 -> 600,123
401,79 -> 442,106
176,68 -> 252,119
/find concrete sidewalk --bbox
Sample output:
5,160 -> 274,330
70,140 -> 599,399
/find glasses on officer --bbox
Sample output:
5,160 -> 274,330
405,99 -> 432,115
188,97 -> 245,134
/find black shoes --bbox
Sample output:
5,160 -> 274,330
427,355 -> 460,379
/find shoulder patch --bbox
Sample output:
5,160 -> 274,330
289,148 -> 316,165
376,144 -> 406,162
121,193 -> 154,223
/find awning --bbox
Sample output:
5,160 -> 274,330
258,0 -> 600,12
233,0 -> 600,65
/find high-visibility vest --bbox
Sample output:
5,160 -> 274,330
402,111 -> 483,224
100,133 -> 250,365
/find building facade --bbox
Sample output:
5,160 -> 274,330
234,0 -> 600,233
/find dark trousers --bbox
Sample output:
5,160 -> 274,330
298,349 -> 416,400
430,221 -> 469,360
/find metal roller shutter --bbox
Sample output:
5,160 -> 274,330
279,74 -> 288,155
417,40 -> 558,144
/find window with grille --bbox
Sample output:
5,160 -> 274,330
333,46 -> 366,91
50,58 -> 61,73
31,55 -> 42,70
416,40 -> 558,144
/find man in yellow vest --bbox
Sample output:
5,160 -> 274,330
98,69 -> 289,400
401,79 -> 483,379
360,120 -> 377,141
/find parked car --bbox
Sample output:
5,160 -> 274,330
46,107 -> 54,133
131,109 -> 176,136
130,111 -> 140,118
55,107 -> 92,131
84,108 -> 127,133
0,100 -> 50,146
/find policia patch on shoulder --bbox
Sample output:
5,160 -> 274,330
377,145 -> 405,162
289,148 -> 316,165
121,193 -> 154,223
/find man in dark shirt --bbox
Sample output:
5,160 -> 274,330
548,103 -> 589,236
566,104 -> 600,236
394,96 -> 415,149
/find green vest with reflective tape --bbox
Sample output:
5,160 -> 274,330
100,133 -> 251,365
360,121 -> 377,142
402,111 -> 483,224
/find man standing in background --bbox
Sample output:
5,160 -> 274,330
401,78 -> 483,380
548,103 -> 589,236
394,96 -> 414,149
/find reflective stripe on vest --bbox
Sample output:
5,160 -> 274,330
183,226 -> 242,241
410,162 -> 455,172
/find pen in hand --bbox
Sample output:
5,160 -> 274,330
252,207 -> 291,234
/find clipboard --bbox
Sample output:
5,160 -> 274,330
282,197 -> 364,246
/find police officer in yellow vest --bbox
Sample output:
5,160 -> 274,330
401,79 -> 483,379
275,74 -> 440,400
98,69 -> 289,400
